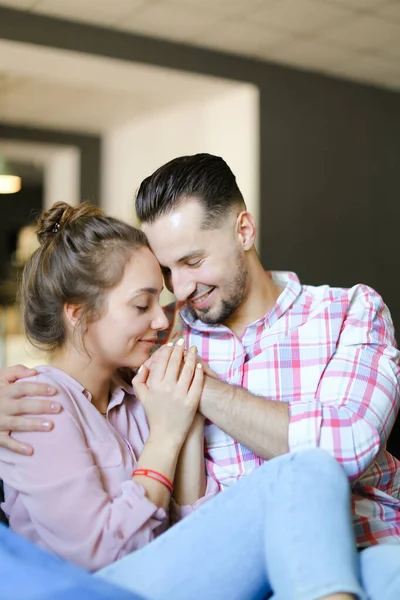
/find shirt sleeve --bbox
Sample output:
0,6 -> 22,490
288,285 -> 400,480
169,475 -> 220,522
0,375 -> 167,571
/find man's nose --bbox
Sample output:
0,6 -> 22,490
171,271 -> 196,302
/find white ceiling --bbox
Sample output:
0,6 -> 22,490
1,0 -> 400,91
0,38 -> 241,132
0,140 -> 69,164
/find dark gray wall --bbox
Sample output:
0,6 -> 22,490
0,6 -> 399,454
0,183 -> 43,284
257,74 -> 400,456
259,72 -> 400,336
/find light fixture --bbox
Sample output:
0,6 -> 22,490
0,155 -> 21,194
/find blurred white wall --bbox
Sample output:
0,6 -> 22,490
101,84 -> 259,230
44,147 -> 80,209
201,87 -> 260,228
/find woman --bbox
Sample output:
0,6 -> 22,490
0,201 -> 388,600
0,201 -> 214,570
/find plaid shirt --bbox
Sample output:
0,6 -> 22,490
160,272 -> 400,547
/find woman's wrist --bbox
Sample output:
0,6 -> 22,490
146,431 -> 184,454
186,412 -> 205,437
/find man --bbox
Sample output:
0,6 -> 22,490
135,153 -> 400,547
1,153 -> 400,549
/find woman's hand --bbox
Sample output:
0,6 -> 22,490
132,340 -> 204,448
190,354 -> 219,380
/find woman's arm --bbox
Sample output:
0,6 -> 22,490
131,342 -> 204,510
132,435 -> 181,511
173,413 -> 206,506
0,375 -> 168,571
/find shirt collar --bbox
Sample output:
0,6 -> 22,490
265,271 -> 302,328
179,271 -> 302,334
107,370 -> 135,411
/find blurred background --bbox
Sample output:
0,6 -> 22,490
0,1 -> 399,449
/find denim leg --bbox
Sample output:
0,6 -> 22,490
263,449 -> 364,600
0,525 -> 141,600
98,449 -> 364,600
360,544 -> 400,600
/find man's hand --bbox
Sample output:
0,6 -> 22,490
0,365 -> 61,455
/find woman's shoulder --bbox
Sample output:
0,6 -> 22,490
28,366 -> 85,411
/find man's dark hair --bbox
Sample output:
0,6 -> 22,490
135,153 -> 245,229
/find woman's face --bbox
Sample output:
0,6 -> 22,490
84,246 -> 169,370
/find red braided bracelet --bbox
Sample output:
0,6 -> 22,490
132,469 -> 173,494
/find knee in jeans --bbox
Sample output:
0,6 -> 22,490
293,449 -> 349,492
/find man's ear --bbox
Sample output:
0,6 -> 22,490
236,211 -> 256,251
64,304 -> 84,329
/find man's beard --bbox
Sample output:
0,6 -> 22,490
187,253 -> 248,326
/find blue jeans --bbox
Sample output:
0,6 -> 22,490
0,523 -> 140,600
360,544 -> 400,600
98,449 -> 364,600
1,449 -> 400,599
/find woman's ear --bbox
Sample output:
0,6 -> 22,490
236,211 -> 256,251
64,304 -> 84,329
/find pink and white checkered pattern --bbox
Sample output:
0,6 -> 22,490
161,272 -> 400,547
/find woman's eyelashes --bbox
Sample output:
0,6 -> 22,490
135,305 -> 149,313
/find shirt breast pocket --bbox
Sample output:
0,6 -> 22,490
88,439 -> 123,469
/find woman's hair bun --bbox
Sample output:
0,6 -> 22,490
36,201 -> 103,245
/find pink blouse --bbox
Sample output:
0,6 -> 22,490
0,366 -> 218,571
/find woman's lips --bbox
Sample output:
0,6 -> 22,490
138,339 -> 157,346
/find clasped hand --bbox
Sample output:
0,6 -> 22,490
132,340 -> 204,447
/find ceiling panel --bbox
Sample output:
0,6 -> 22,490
247,0 -> 354,35
382,39 -> 400,62
0,0 -> 400,91
375,2 -> 400,22
34,0 -> 146,27
314,0 -> 390,9
167,0 -> 270,17
328,52 -> 400,89
268,38 -> 354,72
0,0 -> 37,8
201,19 -> 290,58
115,1 -> 221,44
323,13 -> 400,51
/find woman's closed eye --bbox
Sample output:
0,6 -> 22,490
136,305 -> 149,313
